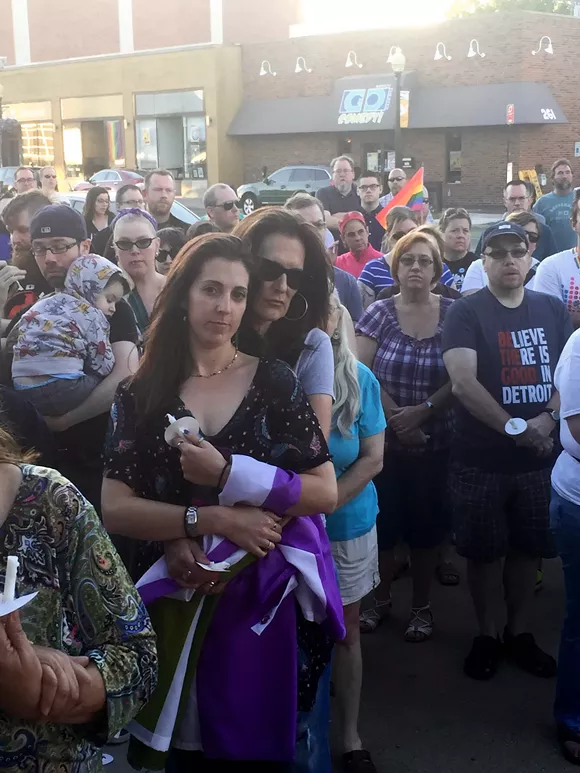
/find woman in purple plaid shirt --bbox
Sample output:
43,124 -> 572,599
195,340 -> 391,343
356,226 -> 456,642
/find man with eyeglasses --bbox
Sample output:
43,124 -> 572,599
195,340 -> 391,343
316,155 -> 361,233
534,159 -> 576,253
13,167 -> 38,195
357,171 -> 386,251
535,188 -> 580,329
475,180 -> 557,261
443,221 -> 572,683
203,183 -> 240,233
144,168 -> 187,230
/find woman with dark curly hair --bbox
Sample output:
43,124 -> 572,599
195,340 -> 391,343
82,186 -> 113,241
235,207 -> 334,437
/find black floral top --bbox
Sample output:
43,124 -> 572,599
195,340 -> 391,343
103,358 -> 331,581
0,465 -> 158,773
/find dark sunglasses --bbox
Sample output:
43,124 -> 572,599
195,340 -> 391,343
157,248 -> 179,263
215,200 -> 241,211
115,237 -> 155,251
527,232 -> 540,243
257,257 -> 303,290
43,174 -> 57,179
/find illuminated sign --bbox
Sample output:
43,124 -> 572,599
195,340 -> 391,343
338,86 -> 393,125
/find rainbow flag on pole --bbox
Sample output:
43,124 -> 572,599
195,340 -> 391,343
376,167 -> 424,229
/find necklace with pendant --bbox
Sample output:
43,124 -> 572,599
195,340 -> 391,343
192,347 -> 238,378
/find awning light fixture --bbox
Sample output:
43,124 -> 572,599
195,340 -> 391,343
259,60 -> 276,77
532,36 -> 554,55
345,50 -> 363,68
295,56 -> 313,74
434,42 -> 452,61
467,39 -> 486,58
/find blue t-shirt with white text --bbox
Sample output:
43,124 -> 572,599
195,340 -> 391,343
533,191 -> 576,253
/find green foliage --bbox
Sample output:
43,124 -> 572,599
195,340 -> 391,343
448,0 -> 573,17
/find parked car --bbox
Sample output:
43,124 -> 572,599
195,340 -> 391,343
237,165 -> 332,215
57,191 -> 201,227
73,168 -> 145,193
0,166 -> 41,193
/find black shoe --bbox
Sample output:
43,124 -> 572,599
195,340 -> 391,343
503,629 -> 556,678
464,635 -> 502,680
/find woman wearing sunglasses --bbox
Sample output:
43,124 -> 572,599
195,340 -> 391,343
156,227 -> 186,275
462,211 -> 542,296
113,209 -> 165,334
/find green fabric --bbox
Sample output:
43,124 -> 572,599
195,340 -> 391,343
127,290 -> 150,335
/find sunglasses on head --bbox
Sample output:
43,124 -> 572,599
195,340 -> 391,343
157,248 -> 179,263
257,257 -> 303,290
215,200 -> 241,211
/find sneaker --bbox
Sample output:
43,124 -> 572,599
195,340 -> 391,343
503,629 -> 556,678
464,635 -> 502,680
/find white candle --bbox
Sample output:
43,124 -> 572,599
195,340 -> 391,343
3,556 -> 19,603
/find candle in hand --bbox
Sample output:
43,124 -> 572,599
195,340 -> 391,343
3,556 -> 19,602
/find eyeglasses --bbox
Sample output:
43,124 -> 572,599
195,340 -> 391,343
115,237 -> 155,252
358,184 -> 380,192
157,248 -> 179,263
399,255 -> 434,268
214,200 -> 240,211
527,232 -> 539,244
257,257 -> 303,290
485,247 -> 528,261
389,176 -> 405,183
391,231 -> 409,241
31,241 -> 78,257
16,178 -> 35,184
43,174 -> 57,179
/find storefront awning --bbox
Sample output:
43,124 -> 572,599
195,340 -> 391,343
229,79 -> 566,136
229,71 -> 416,136
409,82 -> 567,128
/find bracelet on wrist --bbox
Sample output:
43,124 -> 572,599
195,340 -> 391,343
217,460 -> 230,491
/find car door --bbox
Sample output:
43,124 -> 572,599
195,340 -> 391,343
286,167 -> 317,201
261,168 -> 292,205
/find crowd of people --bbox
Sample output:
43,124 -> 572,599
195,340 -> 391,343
0,152 -> 578,773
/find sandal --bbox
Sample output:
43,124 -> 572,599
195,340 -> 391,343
436,561 -> 460,586
342,749 -> 378,772
405,604 -> 434,642
558,725 -> 580,766
359,595 -> 392,634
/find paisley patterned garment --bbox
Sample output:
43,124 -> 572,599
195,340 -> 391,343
0,464 -> 158,773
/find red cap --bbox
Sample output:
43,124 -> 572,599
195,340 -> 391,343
339,211 -> 366,235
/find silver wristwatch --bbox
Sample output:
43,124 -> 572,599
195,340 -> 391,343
184,506 -> 199,539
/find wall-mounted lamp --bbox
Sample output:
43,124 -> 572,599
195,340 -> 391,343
434,42 -> 452,61
345,50 -> 363,68
467,39 -> 486,58
387,45 -> 398,64
295,56 -> 312,74
259,60 -> 276,76
532,36 -> 554,55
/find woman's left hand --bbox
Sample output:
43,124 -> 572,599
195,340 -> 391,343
179,437 -> 227,487
389,405 -> 429,437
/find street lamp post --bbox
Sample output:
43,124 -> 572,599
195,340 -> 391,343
390,47 -> 406,169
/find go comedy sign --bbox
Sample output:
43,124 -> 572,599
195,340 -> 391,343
338,86 -> 393,126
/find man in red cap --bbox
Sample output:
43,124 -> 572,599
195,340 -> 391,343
335,212 -> 383,279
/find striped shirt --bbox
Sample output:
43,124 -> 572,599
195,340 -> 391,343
358,256 -> 455,296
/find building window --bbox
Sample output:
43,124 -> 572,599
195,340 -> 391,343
446,131 -> 462,184
21,122 -> 55,166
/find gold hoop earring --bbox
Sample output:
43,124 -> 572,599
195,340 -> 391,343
284,293 -> 308,321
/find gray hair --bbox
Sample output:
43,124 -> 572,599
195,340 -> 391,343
331,155 -> 355,172
203,183 -> 235,209
284,193 -> 325,218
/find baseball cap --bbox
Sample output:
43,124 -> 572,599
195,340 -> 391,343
30,204 -> 88,242
339,211 -> 366,235
481,221 -> 529,252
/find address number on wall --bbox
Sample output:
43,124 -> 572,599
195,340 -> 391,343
541,108 -> 557,120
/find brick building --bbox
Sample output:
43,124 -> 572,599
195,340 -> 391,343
232,11 -> 580,208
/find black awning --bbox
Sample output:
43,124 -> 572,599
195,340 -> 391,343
408,82 -> 567,128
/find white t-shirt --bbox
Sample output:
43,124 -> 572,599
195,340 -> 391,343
551,328 -> 580,506
461,257 -> 538,294
533,248 -> 580,313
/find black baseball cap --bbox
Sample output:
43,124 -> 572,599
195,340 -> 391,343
482,221 -> 529,252
30,204 -> 88,242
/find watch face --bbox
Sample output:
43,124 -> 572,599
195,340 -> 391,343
551,410 -> 560,422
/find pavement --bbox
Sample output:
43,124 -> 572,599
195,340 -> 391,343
104,554 -> 566,773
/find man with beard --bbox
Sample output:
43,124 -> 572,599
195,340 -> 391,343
316,155 -> 361,232
534,159 -> 576,252
0,190 -> 51,331
143,168 -> 187,230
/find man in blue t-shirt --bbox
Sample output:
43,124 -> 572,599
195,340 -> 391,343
533,158 -> 576,252
442,221 -> 572,683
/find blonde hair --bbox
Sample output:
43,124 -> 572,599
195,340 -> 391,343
0,422 -> 37,464
330,293 -> 360,437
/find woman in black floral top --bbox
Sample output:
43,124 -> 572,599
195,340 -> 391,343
102,233 -> 339,770
0,425 -> 157,773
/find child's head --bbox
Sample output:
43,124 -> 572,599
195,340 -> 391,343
64,255 -> 129,317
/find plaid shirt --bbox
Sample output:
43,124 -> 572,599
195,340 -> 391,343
356,296 -> 455,451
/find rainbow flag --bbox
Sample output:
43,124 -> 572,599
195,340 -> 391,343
376,167 -> 424,229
